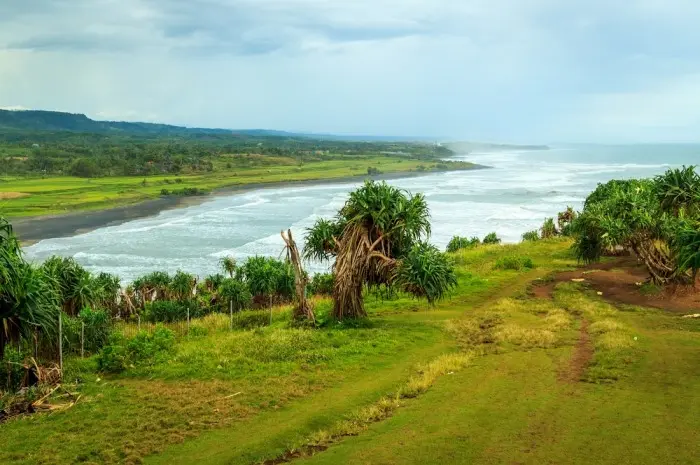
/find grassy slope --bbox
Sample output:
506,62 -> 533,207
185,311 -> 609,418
2,240 -> 699,465
0,156 -> 475,218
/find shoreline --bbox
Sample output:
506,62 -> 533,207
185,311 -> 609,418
13,166 -> 488,244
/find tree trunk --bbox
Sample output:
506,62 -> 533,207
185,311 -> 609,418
281,229 -> 315,322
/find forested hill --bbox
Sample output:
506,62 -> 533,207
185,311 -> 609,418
0,109 -> 236,136
0,109 -> 449,143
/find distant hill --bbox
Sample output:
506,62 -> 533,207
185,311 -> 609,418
0,109 -> 235,136
0,109 -> 442,142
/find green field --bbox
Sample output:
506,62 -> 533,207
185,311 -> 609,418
2,239 -> 698,464
0,155 -> 475,218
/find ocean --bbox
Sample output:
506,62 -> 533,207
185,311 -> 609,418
24,144 -> 700,281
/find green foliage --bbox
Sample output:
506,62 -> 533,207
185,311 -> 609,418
367,166 -> 382,175
482,232 -> 502,245
69,158 -> 99,178
143,300 -> 205,323
494,255 -> 535,271
96,326 -> 175,373
571,168 -> 700,284
240,256 -> 294,303
446,236 -> 480,252
394,243 -> 458,305
540,218 -> 558,239
219,256 -> 237,278
303,219 -> 343,261
308,273 -> 335,296
219,278 -> 253,312
169,270 -> 195,302
78,307 -> 111,353
1,217 -> 59,359
0,348 -> 23,392
521,230 -> 540,242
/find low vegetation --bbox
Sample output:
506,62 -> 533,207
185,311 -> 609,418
2,167 -> 700,464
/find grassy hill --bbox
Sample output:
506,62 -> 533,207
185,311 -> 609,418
1,239 -> 698,464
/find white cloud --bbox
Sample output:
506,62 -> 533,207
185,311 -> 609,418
0,0 -> 699,141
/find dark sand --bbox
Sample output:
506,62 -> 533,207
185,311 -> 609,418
13,167 -> 488,244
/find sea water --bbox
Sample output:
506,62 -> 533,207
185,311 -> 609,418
24,145 -> 699,281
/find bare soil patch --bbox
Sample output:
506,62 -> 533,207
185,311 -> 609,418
0,191 -> 29,200
558,320 -> 593,383
532,257 -> 700,313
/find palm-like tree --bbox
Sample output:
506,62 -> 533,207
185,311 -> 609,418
304,181 -> 457,320
654,166 -> 700,216
1,218 -> 59,359
218,278 -> 252,313
219,256 -> 237,278
169,271 -> 196,302
572,168 -> 700,285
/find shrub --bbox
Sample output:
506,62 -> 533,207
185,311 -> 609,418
219,278 -> 253,312
367,166 -> 382,176
522,230 -> 540,242
0,349 -> 24,392
541,218 -> 558,239
97,326 -> 175,373
308,273 -> 335,296
79,307 -> 111,353
494,255 -> 535,271
160,188 -> 170,196
143,300 -> 207,323
482,232 -> 502,245
446,236 -> 480,253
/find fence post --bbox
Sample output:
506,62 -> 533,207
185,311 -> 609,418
58,312 -> 63,375
81,321 -> 85,358
230,300 -> 233,331
187,308 -> 190,335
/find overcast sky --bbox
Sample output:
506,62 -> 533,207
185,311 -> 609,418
1,0 -> 699,142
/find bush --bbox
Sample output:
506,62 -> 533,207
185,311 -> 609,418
494,255 -> 535,271
541,218 -> 558,239
97,326 -> 175,373
446,236 -> 480,253
0,349 -> 24,392
367,167 -> 382,176
143,300 -> 207,323
522,230 -> 540,242
79,308 -> 111,353
483,232 -> 502,245
308,273 -> 335,296
160,188 -> 170,196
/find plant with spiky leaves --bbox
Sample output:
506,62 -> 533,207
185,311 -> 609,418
304,181 -> 456,320
572,166 -> 700,285
1,217 -> 59,359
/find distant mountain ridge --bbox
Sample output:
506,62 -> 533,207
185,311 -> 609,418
0,109 -> 234,135
0,109 -> 439,142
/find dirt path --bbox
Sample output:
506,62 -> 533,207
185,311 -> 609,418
532,257 -> 700,313
558,320 -> 593,384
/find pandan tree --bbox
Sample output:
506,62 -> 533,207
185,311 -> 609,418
41,256 -> 101,315
572,166 -> 700,285
219,256 -> 237,278
1,218 -> 59,359
540,218 -> 558,239
557,207 -> 577,236
304,181 -> 457,320
219,278 -> 252,313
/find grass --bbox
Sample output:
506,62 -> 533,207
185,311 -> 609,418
2,239 -> 700,465
0,156 -> 477,218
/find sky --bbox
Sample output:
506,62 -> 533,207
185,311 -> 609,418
1,0 -> 699,143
